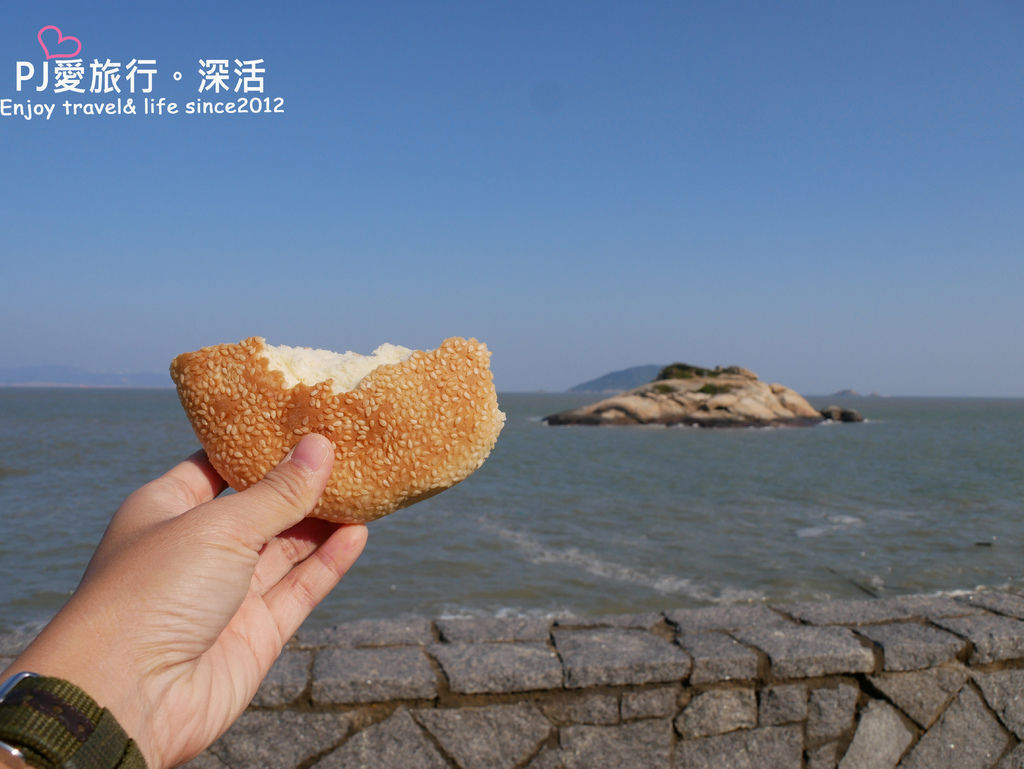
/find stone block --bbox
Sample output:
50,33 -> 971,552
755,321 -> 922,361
210,710 -> 350,769
778,598 -> 914,626
412,704 -> 552,769
974,669 -> 1024,738
178,752 -> 230,769
868,666 -> 968,729
888,594 -> 984,620
430,642 -> 562,694
758,684 -> 808,726
436,616 -> 550,643
855,622 -> 966,671
807,684 -> 859,742
297,617 -> 434,648
540,692 -> 619,725
675,688 -> 757,739
312,646 -> 437,704
553,628 -> 690,688
896,686 -> 1009,769
732,625 -> 874,678
807,742 -> 839,769
956,590 -> 1024,619
622,686 -> 680,720
312,709 -> 447,769
996,743 -> 1024,769
666,604 -> 791,633
674,725 -> 802,769
677,632 -> 759,684
524,747 -> 563,769
252,648 -> 311,706
934,614 -> 1024,664
560,719 -> 672,769
567,612 -> 664,630
838,700 -> 913,769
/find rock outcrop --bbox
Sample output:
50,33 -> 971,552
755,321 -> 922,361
819,405 -> 865,423
545,363 -> 826,427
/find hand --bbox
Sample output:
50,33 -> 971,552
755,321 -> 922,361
4,434 -> 367,769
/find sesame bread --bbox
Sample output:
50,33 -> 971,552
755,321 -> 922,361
170,337 -> 505,524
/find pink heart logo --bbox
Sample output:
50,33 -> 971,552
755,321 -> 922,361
37,25 -> 82,59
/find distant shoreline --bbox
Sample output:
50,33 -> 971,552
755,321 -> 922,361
1,385 -> 1022,399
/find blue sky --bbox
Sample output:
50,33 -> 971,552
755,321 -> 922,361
1,1 -> 1022,395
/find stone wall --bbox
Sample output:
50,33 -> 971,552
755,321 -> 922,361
6,590 -> 1024,768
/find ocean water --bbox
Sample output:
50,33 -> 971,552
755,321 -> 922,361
1,388 -> 1023,634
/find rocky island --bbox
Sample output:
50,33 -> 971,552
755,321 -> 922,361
547,363 -> 863,427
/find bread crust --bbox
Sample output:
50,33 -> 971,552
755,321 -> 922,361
170,337 -> 504,523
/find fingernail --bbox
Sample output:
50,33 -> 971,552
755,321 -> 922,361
288,434 -> 331,472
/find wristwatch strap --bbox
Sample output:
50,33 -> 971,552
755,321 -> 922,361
0,674 -> 147,769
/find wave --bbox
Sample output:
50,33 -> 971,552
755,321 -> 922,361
796,514 -> 864,539
481,518 -> 761,605
436,605 -> 577,621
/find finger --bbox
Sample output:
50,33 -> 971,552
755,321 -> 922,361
250,518 -> 341,596
95,451 -> 229,559
207,433 -> 335,552
160,450 -> 229,507
263,524 -> 368,642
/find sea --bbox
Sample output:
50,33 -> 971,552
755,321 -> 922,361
1,388 -> 1023,635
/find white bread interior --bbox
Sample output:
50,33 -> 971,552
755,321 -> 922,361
259,342 -> 414,394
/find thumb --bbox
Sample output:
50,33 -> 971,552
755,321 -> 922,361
212,433 -> 335,547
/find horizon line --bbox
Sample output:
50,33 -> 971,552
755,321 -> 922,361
1,383 -> 1023,400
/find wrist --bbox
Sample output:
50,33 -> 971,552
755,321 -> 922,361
0,671 -> 147,769
6,597 -> 157,768
0,744 -> 30,769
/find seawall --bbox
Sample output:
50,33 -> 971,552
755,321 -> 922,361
6,590 -> 1024,768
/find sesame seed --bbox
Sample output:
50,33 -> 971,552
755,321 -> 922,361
172,335 -> 503,524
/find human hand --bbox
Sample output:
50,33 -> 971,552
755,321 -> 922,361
3,433 -> 367,769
